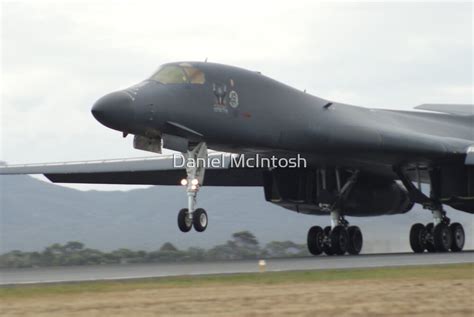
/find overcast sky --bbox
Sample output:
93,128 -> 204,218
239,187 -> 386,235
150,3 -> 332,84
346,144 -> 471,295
1,1 -> 472,189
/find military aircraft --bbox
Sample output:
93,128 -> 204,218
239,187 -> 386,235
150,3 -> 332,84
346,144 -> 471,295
2,62 -> 473,256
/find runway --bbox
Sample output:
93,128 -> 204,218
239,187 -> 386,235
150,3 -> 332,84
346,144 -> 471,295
1,251 -> 472,285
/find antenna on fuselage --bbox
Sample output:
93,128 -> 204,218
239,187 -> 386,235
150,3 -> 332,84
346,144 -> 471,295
323,102 -> 333,109
204,57 -> 208,62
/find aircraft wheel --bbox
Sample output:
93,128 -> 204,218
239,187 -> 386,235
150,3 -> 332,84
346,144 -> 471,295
177,208 -> 192,232
450,223 -> 465,252
409,223 -> 427,253
433,223 -> 452,252
347,226 -> 363,255
323,226 -> 334,256
193,208 -> 208,232
330,225 -> 349,255
307,226 -> 324,255
425,223 -> 436,253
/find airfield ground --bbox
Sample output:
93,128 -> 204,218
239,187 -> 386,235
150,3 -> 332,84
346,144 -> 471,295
1,263 -> 472,316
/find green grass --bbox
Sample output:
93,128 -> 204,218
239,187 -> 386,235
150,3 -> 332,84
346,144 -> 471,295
0,263 -> 472,299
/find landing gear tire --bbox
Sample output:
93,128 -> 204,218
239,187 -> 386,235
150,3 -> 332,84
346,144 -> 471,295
409,223 -> 427,253
307,226 -> 324,255
347,226 -> 363,255
177,208 -> 192,232
323,226 -> 334,256
330,225 -> 349,255
425,223 -> 436,253
433,223 -> 452,252
193,208 -> 208,232
449,222 -> 465,252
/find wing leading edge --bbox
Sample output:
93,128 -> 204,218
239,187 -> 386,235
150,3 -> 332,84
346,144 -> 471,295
0,154 -> 263,186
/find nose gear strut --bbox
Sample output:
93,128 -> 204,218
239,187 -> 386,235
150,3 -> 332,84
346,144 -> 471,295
177,142 -> 209,233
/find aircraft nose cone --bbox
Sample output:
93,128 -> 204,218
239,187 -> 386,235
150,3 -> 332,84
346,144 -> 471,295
91,91 -> 134,132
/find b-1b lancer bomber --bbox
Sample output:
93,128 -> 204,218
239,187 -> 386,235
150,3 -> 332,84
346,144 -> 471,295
2,62 -> 473,255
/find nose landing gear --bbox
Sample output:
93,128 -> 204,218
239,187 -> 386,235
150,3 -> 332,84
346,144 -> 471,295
177,142 -> 209,233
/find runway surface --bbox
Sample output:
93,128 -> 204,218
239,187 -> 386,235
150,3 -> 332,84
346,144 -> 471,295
1,251 -> 472,285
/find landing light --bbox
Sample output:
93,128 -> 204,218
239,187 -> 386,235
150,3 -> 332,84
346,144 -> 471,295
180,179 -> 188,186
191,179 -> 199,186
191,185 -> 197,190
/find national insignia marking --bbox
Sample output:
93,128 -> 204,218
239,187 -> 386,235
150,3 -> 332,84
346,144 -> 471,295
229,90 -> 239,108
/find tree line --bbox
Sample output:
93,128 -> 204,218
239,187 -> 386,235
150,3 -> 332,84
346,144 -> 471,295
0,231 -> 309,268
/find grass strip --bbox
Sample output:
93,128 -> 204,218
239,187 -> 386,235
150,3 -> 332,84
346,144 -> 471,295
1,263 -> 472,298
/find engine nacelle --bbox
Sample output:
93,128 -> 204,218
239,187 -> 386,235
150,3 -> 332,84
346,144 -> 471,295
344,179 -> 414,216
438,165 -> 474,214
263,169 -> 413,216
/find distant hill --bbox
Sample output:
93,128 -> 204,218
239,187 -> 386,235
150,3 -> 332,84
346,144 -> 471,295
1,175 -> 472,253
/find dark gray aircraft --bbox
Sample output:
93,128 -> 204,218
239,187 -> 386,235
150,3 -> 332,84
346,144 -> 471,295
2,62 -> 473,256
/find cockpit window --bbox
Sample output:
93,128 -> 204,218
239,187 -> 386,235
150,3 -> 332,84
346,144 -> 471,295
182,66 -> 205,84
150,64 -> 206,85
150,65 -> 187,84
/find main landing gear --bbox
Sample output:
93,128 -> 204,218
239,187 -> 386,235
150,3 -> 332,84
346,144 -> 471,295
307,170 -> 363,256
177,142 -> 209,233
409,207 -> 465,253
394,166 -> 466,254
307,210 -> 363,256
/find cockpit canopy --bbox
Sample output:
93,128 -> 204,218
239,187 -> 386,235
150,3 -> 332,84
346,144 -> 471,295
150,63 -> 206,84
